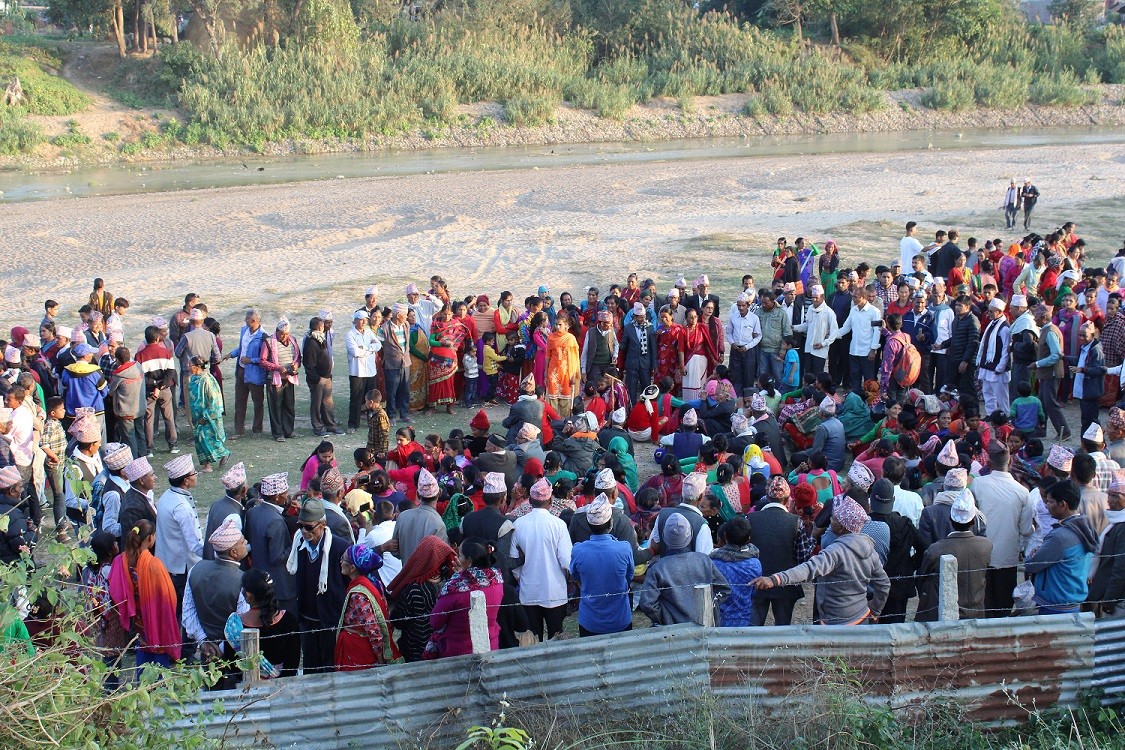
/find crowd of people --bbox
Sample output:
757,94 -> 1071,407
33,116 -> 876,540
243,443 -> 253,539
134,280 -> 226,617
5,211 -> 1125,683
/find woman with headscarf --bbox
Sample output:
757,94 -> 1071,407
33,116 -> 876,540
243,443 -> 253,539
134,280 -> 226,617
1053,293 -> 1086,403
336,544 -> 401,671
388,535 -> 458,662
424,538 -> 503,658
836,387 -> 876,440
107,520 -> 181,670
187,356 -> 229,473
655,308 -> 687,396
607,436 -> 638,492
493,291 -> 519,354
682,309 -> 714,401
640,454 -> 685,508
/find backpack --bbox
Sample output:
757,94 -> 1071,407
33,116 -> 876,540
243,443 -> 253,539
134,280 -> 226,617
893,335 -> 922,387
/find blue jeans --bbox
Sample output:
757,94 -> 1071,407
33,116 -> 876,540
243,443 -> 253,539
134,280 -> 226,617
728,346 -> 757,398
757,348 -> 784,388
384,367 -> 410,420
1005,205 -> 1018,228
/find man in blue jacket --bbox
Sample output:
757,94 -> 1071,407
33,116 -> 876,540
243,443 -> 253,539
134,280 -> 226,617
1025,478 -> 1097,615
225,310 -> 266,438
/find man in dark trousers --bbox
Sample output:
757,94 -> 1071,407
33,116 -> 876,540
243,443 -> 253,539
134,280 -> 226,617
745,484 -> 803,625
1021,178 -> 1040,230
620,304 -> 657,404
290,498 -> 348,673
202,461 -> 248,561
869,479 -> 924,623
932,229 -> 964,280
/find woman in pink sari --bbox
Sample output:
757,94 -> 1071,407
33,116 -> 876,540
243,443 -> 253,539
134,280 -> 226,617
530,311 -> 549,389
427,306 -> 468,414
655,308 -> 687,395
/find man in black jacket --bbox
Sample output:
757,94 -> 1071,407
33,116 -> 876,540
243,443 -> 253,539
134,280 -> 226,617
1091,471 -> 1125,615
303,317 -> 343,437
293,498 -> 348,673
947,295 -> 981,404
869,479 -> 925,623
0,466 -> 34,563
745,490 -> 802,625
932,229 -> 964,279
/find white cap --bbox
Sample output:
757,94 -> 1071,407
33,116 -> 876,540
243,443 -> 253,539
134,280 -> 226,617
1011,294 -> 1027,308
611,407 -> 626,425
594,468 -> 616,490
1084,423 -> 1105,443
989,298 -> 1006,312
365,285 -> 378,296
950,492 -> 978,524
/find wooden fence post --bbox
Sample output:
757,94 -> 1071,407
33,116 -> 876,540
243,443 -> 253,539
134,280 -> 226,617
241,627 -> 261,684
693,584 -> 715,627
469,589 -> 491,654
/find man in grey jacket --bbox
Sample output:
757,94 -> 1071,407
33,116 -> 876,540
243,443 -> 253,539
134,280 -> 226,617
636,513 -> 729,625
753,495 -> 889,625
377,303 -> 412,422
791,396 -> 846,472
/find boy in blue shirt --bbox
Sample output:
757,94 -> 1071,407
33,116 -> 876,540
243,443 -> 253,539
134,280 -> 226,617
1009,380 -> 1045,438
781,337 -> 801,390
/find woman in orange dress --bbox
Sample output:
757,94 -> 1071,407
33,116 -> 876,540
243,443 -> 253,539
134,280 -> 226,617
546,315 -> 581,417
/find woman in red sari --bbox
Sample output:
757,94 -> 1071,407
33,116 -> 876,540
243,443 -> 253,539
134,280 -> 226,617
682,308 -> 714,400
656,308 -> 686,395
700,300 -> 724,375
336,544 -> 402,671
428,306 -> 468,414
107,520 -> 181,671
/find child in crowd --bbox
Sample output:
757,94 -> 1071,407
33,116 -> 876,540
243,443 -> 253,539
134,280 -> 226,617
480,331 -> 506,405
39,396 -> 67,540
364,389 -> 390,455
1010,381 -> 1045,439
781,337 -> 800,390
461,350 -> 480,408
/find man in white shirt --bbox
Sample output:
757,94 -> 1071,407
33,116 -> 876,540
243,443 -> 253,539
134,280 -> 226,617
793,285 -> 838,378
882,457 -> 922,526
724,292 -> 762,403
900,221 -> 924,274
345,311 -> 381,431
510,478 -> 573,641
156,454 -> 204,657
971,444 -> 1033,617
977,298 -> 1012,414
836,289 -> 883,391
182,519 -> 250,675
360,499 -> 401,588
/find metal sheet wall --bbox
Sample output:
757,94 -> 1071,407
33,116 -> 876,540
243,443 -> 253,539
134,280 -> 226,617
177,616 -> 1096,749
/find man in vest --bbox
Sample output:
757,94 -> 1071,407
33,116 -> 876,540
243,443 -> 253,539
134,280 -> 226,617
649,472 -> 713,555
98,442 -> 133,541
203,462 -> 248,560
119,456 -> 158,536
976,298 -> 1012,414
1033,303 -> 1071,441
182,518 -> 248,682
581,311 -> 618,387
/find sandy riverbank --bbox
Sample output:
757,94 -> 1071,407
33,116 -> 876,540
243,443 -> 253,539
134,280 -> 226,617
2,140 -> 1122,331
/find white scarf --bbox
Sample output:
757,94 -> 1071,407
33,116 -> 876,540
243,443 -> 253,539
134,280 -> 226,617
286,526 -> 333,595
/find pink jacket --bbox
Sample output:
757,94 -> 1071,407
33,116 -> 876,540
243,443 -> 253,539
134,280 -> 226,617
261,334 -> 302,387
426,582 -> 502,658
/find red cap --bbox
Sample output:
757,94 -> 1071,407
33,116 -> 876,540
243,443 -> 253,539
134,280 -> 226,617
469,409 -> 490,431
523,458 -> 544,478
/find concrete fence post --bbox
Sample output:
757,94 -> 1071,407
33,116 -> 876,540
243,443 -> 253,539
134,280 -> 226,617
469,589 -> 491,654
693,584 -> 715,627
241,627 -> 261,684
938,554 -> 960,622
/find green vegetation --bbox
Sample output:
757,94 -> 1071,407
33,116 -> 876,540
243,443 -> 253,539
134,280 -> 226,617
457,663 -> 1125,750
0,541 -> 221,750
0,40 -> 90,115
2,0 -> 1121,157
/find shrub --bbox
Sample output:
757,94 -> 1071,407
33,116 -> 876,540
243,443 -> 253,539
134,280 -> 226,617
504,93 -> 559,125
0,107 -> 43,155
921,79 -> 974,112
972,65 -> 1029,108
1029,71 -> 1097,106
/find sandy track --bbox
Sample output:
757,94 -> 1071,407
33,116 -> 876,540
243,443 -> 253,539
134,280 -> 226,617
1,141 -> 1122,332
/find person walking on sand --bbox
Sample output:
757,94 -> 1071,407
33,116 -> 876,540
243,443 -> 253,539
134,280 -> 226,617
1021,178 -> 1040,230
1003,179 -> 1021,230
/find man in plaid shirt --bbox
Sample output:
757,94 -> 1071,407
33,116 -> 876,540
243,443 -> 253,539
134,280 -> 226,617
1082,423 -> 1120,494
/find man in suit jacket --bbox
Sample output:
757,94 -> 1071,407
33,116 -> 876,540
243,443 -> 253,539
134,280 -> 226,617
1068,321 -> 1106,436
620,305 -> 657,404
245,473 -> 298,612
378,303 -> 412,422
745,497 -> 803,625
119,457 -> 158,540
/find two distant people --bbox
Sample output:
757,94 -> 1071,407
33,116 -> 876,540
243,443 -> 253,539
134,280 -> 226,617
1002,178 -> 1040,231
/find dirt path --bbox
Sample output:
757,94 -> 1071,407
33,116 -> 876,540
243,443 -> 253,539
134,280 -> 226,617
26,42 -> 179,159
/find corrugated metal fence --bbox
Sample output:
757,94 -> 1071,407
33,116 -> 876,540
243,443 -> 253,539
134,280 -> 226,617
176,613 -> 1118,749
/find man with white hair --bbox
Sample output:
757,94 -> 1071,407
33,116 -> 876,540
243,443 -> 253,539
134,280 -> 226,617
793,284 -> 837,378
378,302 -> 413,424
727,291 -> 765,401
224,309 -> 265,439
660,288 -> 686,326
173,306 -> 220,414
976,297 -> 1012,413
649,472 -> 714,555
263,317 -> 302,442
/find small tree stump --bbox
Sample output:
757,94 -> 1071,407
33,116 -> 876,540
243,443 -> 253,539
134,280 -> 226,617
3,78 -> 24,107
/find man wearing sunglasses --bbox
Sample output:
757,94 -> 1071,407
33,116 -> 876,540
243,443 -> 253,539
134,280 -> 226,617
288,498 -> 348,673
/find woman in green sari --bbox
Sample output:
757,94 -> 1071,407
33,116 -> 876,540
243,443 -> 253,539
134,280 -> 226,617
407,309 -> 430,412
188,356 -> 230,472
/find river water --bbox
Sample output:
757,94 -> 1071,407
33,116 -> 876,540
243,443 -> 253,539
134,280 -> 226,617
2,126 -> 1123,203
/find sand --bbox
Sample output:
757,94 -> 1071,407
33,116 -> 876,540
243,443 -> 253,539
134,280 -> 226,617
2,140 -> 1123,334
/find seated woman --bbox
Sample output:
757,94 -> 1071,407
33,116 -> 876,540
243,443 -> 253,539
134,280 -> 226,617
787,451 -> 841,505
